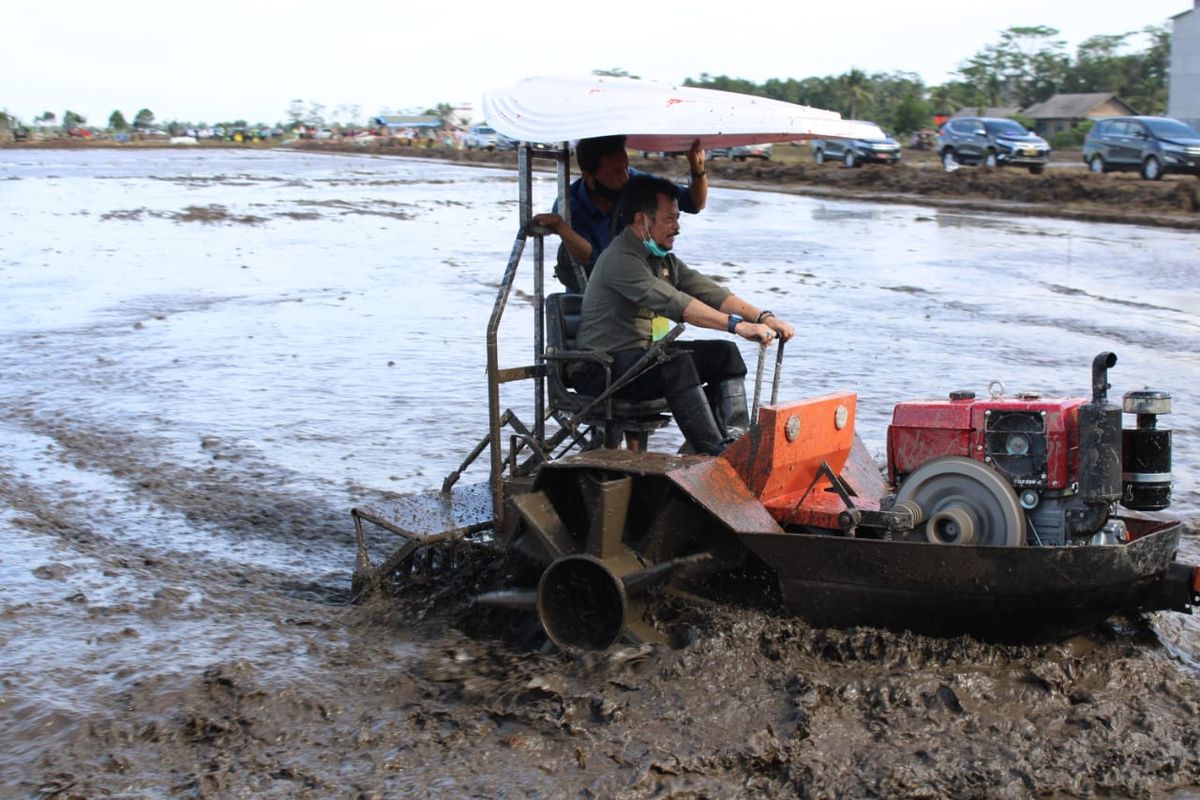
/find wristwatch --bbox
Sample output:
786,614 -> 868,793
727,313 -> 744,333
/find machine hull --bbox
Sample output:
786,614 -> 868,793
739,516 -> 1186,641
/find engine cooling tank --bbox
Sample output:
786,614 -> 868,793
1122,390 -> 1172,511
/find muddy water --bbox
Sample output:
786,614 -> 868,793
1,148 -> 1198,798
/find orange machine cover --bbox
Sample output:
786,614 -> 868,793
721,392 -> 857,512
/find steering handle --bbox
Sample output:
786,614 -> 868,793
750,339 -> 787,423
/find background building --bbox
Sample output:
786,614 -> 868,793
1022,93 -> 1138,138
1170,1 -> 1200,128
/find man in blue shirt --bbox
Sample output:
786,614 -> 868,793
533,135 -> 707,292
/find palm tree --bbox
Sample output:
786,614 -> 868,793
839,69 -> 873,120
929,84 -> 958,118
426,102 -> 456,129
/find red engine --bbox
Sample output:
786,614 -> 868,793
884,353 -> 1172,547
888,392 -> 1084,490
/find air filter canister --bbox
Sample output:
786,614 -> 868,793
1122,390 -> 1172,511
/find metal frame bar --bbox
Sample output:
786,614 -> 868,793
483,142 -> 573,530
351,508 -> 495,601
486,232 -> 528,529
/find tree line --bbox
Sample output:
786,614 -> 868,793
4,107 -> 257,136
3,24 -> 1171,143
682,24 -> 1170,136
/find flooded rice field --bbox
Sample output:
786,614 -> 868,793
1,148 -> 1199,798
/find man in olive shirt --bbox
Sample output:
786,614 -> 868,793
576,175 -> 795,455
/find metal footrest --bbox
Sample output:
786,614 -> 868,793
351,482 -> 495,601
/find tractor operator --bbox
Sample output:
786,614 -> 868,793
532,135 -> 708,292
574,174 -> 795,455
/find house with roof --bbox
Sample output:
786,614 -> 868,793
1170,0 -> 1200,129
1021,93 -> 1137,138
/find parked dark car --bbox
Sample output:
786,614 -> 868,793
730,143 -> 772,161
497,138 -> 563,152
938,117 -> 1050,174
811,127 -> 901,167
707,145 -> 732,159
1082,116 -> 1200,180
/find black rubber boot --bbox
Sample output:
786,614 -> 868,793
706,379 -> 751,441
668,384 -> 727,456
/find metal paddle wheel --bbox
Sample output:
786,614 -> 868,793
478,450 -> 754,650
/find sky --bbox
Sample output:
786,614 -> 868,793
5,0 -> 1192,127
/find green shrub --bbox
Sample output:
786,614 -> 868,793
1051,120 -> 1094,149
1010,114 -> 1037,131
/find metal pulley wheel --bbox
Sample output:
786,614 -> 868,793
894,457 -> 1026,546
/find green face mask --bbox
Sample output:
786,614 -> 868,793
641,217 -> 670,257
643,238 -> 670,258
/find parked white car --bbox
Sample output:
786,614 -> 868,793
464,125 -> 499,150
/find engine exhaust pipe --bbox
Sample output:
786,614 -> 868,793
1091,351 -> 1117,404
1077,352 -> 1122,514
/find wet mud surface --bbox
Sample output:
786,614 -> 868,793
290,139 -> 1200,230
2,149 -> 1199,797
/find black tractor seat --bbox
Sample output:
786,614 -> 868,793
544,293 -> 670,449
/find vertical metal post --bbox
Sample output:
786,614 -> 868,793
558,142 -> 572,228
533,233 -> 545,447
518,145 -> 533,229
487,143 -> 576,526
534,142 -> 572,450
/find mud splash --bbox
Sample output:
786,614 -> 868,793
19,535 -> 1200,798
409,598 -> 1200,798
11,486 -> 1200,800
101,204 -> 270,224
